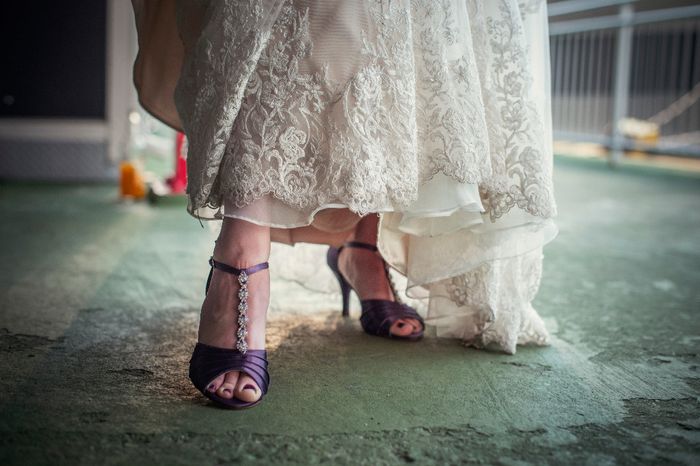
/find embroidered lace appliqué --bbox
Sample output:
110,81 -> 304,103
182,0 -> 555,223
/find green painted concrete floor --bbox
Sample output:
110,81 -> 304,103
1,156 -> 699,465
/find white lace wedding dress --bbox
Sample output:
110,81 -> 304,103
138,0 -> 559,354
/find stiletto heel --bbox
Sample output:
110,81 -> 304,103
189,255 -> 270,409
326,241 -> 425,340
326,246 -> 351,317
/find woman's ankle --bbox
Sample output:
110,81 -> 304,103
349,214 -> 380,245
199,263 -> 270,349
213,217 -> 271,267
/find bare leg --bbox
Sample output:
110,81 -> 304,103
271,207 -> 361,247
198,217 -> 270,403
283,225 -> 354,248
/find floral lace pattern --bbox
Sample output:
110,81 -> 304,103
467,0 -> 556,221
173,0 -> 287,223
412,0 -> 492,185
441,245 -> 549,354
220,1 -> 420,215
179,0 -> 556,221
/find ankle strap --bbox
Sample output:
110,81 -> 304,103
338,241 -> 378,255
208,256 -> 269,276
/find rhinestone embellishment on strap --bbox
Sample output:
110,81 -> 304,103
207,255 -> 269,356
384,263 -> 403,305
236,271 -> 249,354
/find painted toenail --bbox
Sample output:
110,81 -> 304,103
207,384 -> 215,391
243,384 -> 257,392
222,387 -> 231,394
397,322 -> 405,328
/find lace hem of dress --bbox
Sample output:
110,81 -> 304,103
366,232 -> 554,354
376,187 -> 558,355
186,167 -> 481,225
181,0 -> 557,226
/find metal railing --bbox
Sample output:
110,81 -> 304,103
549,0 -> 700,162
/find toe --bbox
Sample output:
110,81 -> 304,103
390,319 -> 415,337
216,371 -> 239,399
405,318 -> 423,334
207,374 -> 225,393
234,374 -> 261,403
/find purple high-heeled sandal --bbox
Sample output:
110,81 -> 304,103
326,241 -> 425,341
189,256 -> 270,409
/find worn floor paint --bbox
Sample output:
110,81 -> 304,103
1,157 -> 699,465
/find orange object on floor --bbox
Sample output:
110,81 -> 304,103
119,161 -> 146,199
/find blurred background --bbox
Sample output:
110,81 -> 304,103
0,0 -> 699,189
